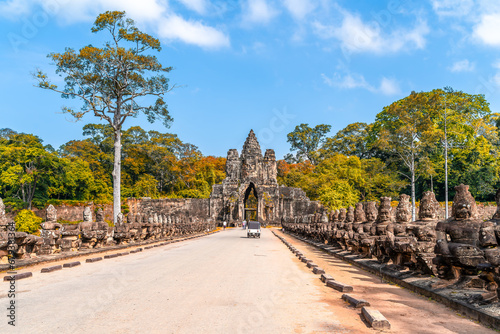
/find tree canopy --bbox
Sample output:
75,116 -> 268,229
35,11 -> 174,222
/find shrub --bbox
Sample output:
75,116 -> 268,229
15,210 -> 43,234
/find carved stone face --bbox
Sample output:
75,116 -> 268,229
354,203 -> 366,223
418,191 -> 440,220
0,198 -> 4,219
377,197 -> 392,223
365,202 -> 377,222
116,212 -> 124,225
338,208 -> 347,222
46,204 -> 57,221
332,210 -> 339,222
395,194 -> 411,223
83,207 -> 92,222
346,206 -> 354,223
321,212 -> 328,224
96,208 -> 104,223
452,184 -> 477,220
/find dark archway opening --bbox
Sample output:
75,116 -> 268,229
244,183 -> 258,221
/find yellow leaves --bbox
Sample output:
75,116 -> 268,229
91,11 -> 126,33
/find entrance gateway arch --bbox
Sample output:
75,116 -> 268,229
209,130 -> 322,226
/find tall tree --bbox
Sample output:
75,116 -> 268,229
371,91 -> 440,220
286,123 -> 331,165
35,11 -> 173,222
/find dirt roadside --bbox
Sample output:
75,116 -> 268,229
276,230 -> 498,334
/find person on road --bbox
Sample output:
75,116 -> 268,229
243,220 -> 246,229
223,221 -> 226,230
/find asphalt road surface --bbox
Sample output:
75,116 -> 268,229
0,229 -> 346,333
0,228 -> 496,333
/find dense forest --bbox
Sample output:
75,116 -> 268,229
2,88 -> 499,211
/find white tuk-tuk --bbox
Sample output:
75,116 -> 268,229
247,221 -> 261,238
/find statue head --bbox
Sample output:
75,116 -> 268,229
46,204 -> 57,221
116,212 -> 124,225
418,191 -> 440,220
0,198 -> 6,221
338,208 -> 347,222
83,206 -> 92,222
377,197 -> 392,223
452,184 -> 477,220
320,212 -> 328,224
395,194 -> 412,223
346,206 -> 354,223
96,208 -> 104,223
332,210 -> 339,222
364,201 -> 378,222
354,202 -> 366,223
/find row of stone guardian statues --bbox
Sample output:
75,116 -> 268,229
0,201 -> 215,262
282,184 -> 500,304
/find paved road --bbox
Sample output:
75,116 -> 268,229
0,229 -> 347,334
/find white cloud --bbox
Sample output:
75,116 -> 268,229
282,0 -> 315,20
0,0 -> 168,23
493,60 -> 500,69
379,77 -> 400,95
312,12 -> 429,54
449,59 -> 475,72
0,0 -> 230,49
243,0 -> 278,25
431,0 -> 474,17
473,13 -> 500,47
158,14 -> 230,48
176,0 -> 208,15
321,73 -> 400,95
0,0 -> 32,17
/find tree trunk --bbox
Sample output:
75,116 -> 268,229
112,129 -> 122,224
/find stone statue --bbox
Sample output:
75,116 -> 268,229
83,206 -> 92,222
381,194 -> 413,265
39,205 -> 62,255
434,184 -> 486,287
360,198 -> 390,258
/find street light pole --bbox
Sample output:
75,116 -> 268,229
444,100 -> 449,219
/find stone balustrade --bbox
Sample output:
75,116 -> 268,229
0,199 -> 216,263
281,184 -> 500,304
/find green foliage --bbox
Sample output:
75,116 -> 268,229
321,122 -> 375,159
286,123 -> 331,165
2,197 -> 25,212
15,209 -> 43,234
0,132 -> 58,209
278,154 -> 405,209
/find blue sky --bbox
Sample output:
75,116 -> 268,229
1,0 -> 500,159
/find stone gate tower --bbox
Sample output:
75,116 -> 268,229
210,130 -> 320,226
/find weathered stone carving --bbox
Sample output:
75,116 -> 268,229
379,194 -> 412,265
360,198 -> 390,258
434,184 -> 486,289
80,206 -> 97,249
211,130 -> 322,226
39,205 -> 62,254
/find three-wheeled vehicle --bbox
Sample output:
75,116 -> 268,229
247,221 -> 261,238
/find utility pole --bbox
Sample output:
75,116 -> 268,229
444,100 -> 449,219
